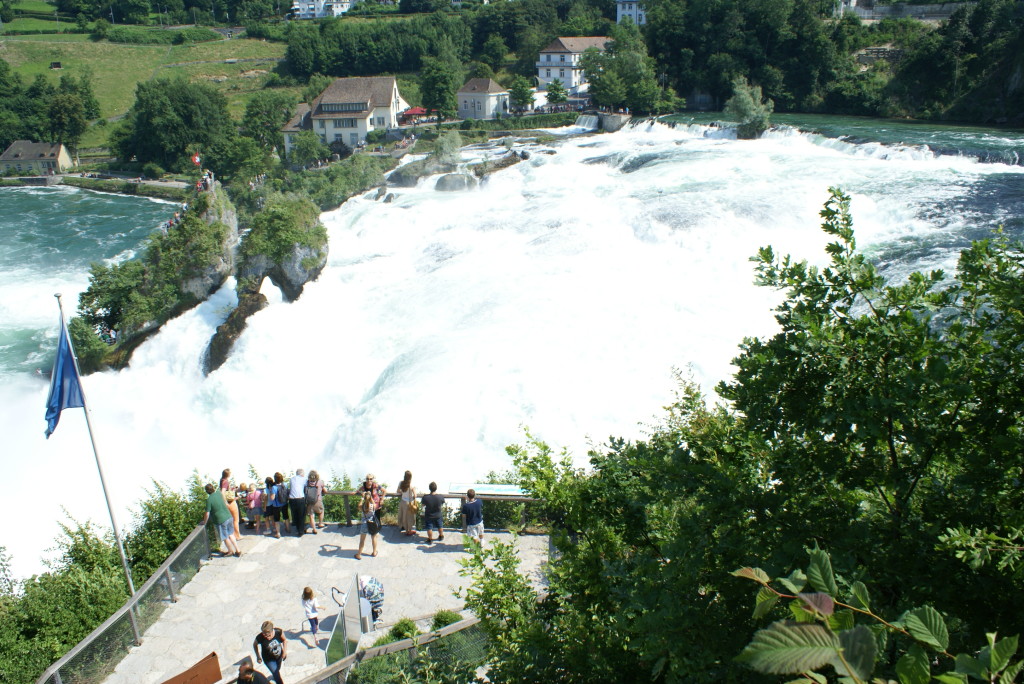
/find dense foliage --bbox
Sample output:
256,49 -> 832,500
0,479 -> 207,684
238,192 -> 325,263
113,78 -> 234,170
76,190 -> 232,363
0,60 -> 100,152
459,190 -> 1024,683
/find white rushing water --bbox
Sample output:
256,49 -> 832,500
3,121 -> 1022,579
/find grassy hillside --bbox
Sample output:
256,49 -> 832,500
0,36 -> 288,121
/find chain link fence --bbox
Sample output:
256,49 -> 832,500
294,618 -> 488,684
35,525 -> 211,684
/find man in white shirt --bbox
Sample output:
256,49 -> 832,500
288,469 -> 308,537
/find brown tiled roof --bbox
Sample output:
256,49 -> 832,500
540,37 -> 609,54
282,103 -> 311,133
311,76 -> 397,117
458,78 -> 507,95
0,140 -> 66,161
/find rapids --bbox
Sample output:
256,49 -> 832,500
1,118 -> 1022,579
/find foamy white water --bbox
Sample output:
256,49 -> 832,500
3,121 -> 1022,579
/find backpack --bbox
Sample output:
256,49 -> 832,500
304,482 -> 319,506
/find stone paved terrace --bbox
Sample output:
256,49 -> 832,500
105,523 -> 549,683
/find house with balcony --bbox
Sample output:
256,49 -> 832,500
282,76 -> 409,157
290,0 -> 357,19
0,140 -> 73,175
536,37 -> 609,92
457,78 -> 509,120
616,0 -> 646,25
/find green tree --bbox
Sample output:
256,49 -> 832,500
419,39 -> 462,126
117,78 -> 233,169
289,129 -> 329,166
242,91 -> 295,152
723,76 -> 773,138
507,75 -> 534,113
286,23 -> 322,79
545,77 -> 567,105
480,33 -> 508,73
1,2 -> 15,24
47,92 -> 88,152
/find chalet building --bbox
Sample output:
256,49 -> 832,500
616,0 -> 646,25
0,140 -> 73,175
290,0 -> 357,19
536,37 -> 609,92
457,78 -> 509,120
281,76 -> 409,156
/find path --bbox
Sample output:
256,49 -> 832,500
104,524 -> 548,683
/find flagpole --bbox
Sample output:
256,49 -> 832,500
54,294 -> 142,645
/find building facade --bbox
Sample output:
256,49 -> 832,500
282,77 -> 409,156
616,0 -> 646,25
290,0 -> 356,19
0,141 -> 73,175
536,37 -> 609,92
457,78 -> 509,120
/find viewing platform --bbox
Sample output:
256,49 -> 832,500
85,516 -> 548,683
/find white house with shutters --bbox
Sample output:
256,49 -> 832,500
616,0 -> 646,25
536,37 -> 609,92
290,0 -> 357,19
282,76 -> 409,155
457,78 -> 509,120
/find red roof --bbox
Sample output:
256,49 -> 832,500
404,106 -> 427,115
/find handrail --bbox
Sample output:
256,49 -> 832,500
324,490 -> 539,528
292,617 -> 482,684
34,524 -> 210,684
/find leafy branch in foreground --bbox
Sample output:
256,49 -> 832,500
734,549 -> 1023,683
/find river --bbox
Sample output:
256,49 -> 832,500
1,115 -> 1022,579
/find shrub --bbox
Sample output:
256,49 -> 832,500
142,162 -> 164,179
431,610 -> 462,631
388,618 -> 419,641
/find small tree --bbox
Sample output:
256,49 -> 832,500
508,76 -> 534,115
289,130 -> 329,167
723,77 -> 774,139
546,78 -> 568,105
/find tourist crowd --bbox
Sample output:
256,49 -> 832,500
201,467 -> 486,683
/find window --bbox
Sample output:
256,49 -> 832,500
546,69 -> 551,77
545,54 -> 551,62
376,117 -> 385,126
349,133 -> 358,145
334,134 -> 343,141
322,102 -> 366,112
559,69 -> 565,78
560,54 -> 565,62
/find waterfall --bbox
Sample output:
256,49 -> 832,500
573,114 -> 600,131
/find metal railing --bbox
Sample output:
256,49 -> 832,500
293,617 -> 487,684
35,525 -> 211,684
327,490 -> 539,532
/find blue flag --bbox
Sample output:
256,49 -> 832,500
45,316 -> 85,438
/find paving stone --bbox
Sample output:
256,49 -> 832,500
101,526 -> 547,683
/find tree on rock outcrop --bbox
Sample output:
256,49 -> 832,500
723,77 -> 773,139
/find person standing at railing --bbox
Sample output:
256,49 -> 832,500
360,473 -> 385,528
397,470 -> 417,536
421,481 -> 445,545
355,493 -> 380,559
202,483 -> 240,557
253,620 -> 287,684
462,489 -> 484,545
305,470 -> 326,533
288,469 -> 308,537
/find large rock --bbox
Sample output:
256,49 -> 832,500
180,185 -> 239,302
387,158 -> 458,187
204,291 -> 268,375
435,173 -> 477,192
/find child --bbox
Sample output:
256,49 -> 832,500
462,488 -> 484,544
247,483 -> 264,532
302,586 -> 324,647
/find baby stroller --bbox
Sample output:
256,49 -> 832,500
358,575 -> 384,627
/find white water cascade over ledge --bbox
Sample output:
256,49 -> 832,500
3,120 -> 1022,578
